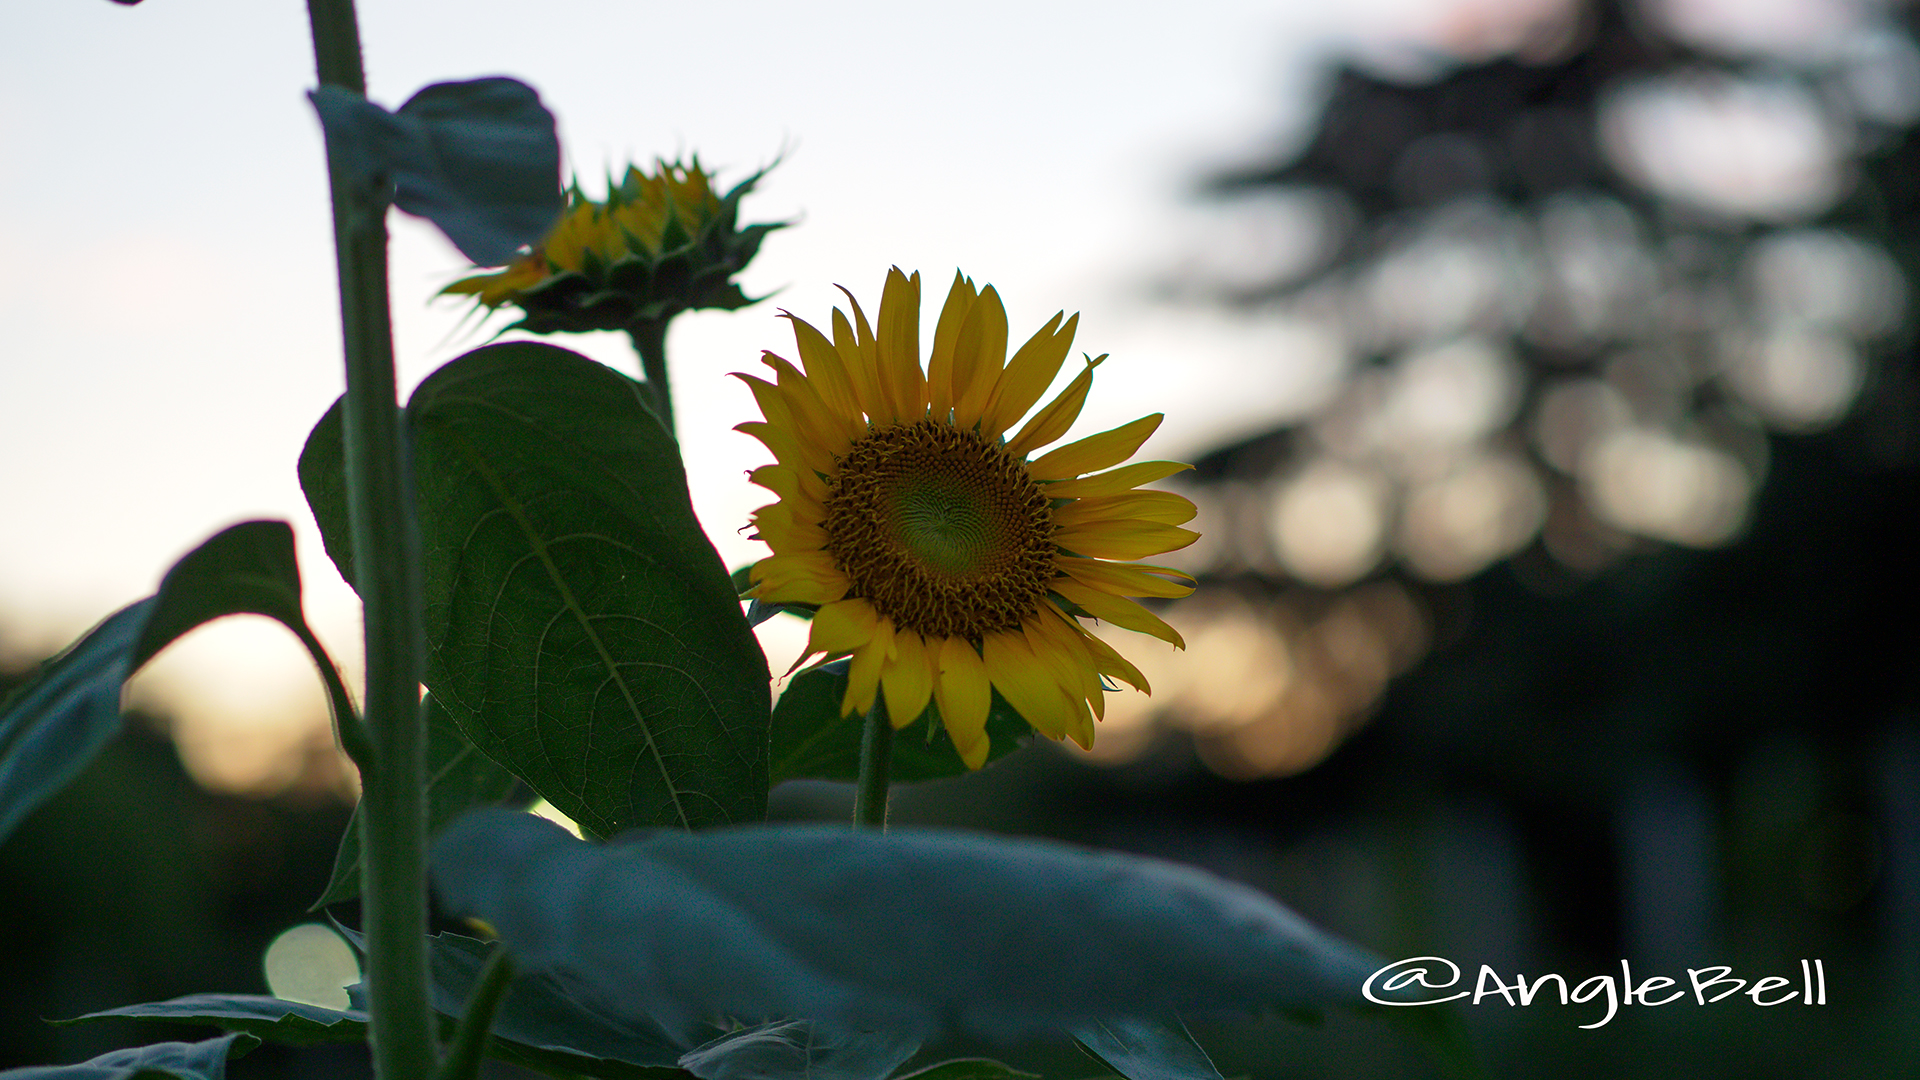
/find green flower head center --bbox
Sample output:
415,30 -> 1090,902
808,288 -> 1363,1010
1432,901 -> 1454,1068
824,419 -> 1057,641
889,476 -> 996,575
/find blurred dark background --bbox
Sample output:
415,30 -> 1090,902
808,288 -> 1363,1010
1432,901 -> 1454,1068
4,0 -> 1916,1077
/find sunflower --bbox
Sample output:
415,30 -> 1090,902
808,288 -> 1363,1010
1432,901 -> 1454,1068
442,159 -> 781,333
741,268 -> 1199,768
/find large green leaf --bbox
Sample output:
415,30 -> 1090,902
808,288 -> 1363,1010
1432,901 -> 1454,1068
66,972 -> 690,1080
1071,1019 -> 1221,1080
58,996 -> 366,1048
432,810 -> 1398,1045
309,78 -> 561,265
770,661 -> 1030,784
0,1034 -> 258,1080
314,694 -> 520,909
893,1062 -> 1037,1080
677,1021 -> 918,1080
0,522 -> 343,846
301,341 -> 770,836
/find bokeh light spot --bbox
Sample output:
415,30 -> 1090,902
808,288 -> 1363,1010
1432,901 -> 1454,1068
263,923 -> 359,1011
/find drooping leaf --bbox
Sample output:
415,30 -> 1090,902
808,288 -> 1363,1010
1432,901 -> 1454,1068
308,78 -> 561,265
677,1021 -> 918,1080
314,694 -> 520,909
0,1034 -> 258,1080
57,996 -> 366,1048
1071,1019 -> 1222,1080
432,810 -> 1397,1046
301,343 -> 771,837
0,601 -> 149,849
769,660 -> 1029,784
0,522 -> 341,847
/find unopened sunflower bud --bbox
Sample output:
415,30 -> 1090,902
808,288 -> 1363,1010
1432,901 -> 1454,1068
443,158 -> 783,334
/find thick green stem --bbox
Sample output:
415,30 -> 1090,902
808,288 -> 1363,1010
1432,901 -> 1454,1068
433,947 -> 516,1080
852,698 -> 893,830
307,2 -> 436,1079
626,317 -> 675,437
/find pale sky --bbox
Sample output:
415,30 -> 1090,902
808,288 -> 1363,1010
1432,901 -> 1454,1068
0,0 -> 1497,787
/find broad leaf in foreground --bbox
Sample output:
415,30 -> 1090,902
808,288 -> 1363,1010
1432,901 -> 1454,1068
677,1021 -> 918,1080
301,343 -> 772,837
432,809 -> 1393,1044
0,1033 -> 257,1080
0,521 -> 341,846
58,996 -> 366,1048
1071,1018 -> 1222,1080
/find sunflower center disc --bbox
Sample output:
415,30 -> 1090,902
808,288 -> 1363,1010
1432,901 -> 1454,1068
824,419 -> 1056,640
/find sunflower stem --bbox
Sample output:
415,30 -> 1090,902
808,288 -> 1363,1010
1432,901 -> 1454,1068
307,2 -> 436,1079
626,316 -> 675,437
853,698 -> 894,830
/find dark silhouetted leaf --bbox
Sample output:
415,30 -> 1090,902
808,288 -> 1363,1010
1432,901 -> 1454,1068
0,522 -> 338,846
309,78 -> 561,265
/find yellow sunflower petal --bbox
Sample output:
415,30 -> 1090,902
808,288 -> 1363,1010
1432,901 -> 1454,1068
751,552 -> 849,606
982,630 -> 1075,740
1051,579 -> 1186,649
1057,556 -> 1197,599
1031,601 -> 1132,697
825,307 -> 883,420
1006,354 -> 1105,459
1052,490 -> 1199,529
1054,521 -> 1201,561
875,268 -> 926,420
882,629 -> 935,728
1073,619 -> 1151,693
734,421 -> 806,472
734,374 -> 836,477
842,616 -> 896,717
807,597 -> 878,654
934,637 -> 991,769
784,314 -> 862,425
950,284 -> 1009,431
1041,460 -> 1191,499
748,464 -> 827,514
751,501 -> 827,553
1027,414 -> 1164,482
725,420 -> 802,470
834,289 -> 888,421
980,312 -> 1075,438
762,351 -> 861,452
927,271 -> 977,417
1023,614 -> 1102,717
